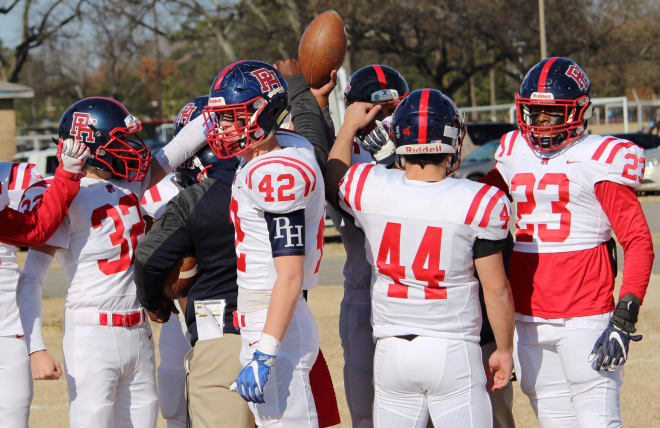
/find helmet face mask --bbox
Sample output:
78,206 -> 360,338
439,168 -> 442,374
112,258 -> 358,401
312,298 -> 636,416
516,57 -> 592,152
174,95 -> 239,187
59,97 -> 151,181
203,61 -> 289,159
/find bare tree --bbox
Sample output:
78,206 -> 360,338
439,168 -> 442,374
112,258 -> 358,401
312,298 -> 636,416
0,0 -> 85,82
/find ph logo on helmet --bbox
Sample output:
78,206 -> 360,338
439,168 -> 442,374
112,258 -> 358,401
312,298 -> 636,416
565,65 -> 589,91
71,112 -> 97,144
177,103 -> 197,127
251,69 -> 282,92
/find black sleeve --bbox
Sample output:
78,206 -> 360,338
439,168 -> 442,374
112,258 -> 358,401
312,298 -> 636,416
287,74 -> 334,176
134,194 -> 195,311
264,209 -> 306,257
472,237 -> 509,260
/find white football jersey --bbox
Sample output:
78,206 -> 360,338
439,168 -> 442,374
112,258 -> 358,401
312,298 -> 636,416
495,131 -> 644,253
231,130 -> 325,291
339,164 -> 510,341
140,173 -> 180,218
0,162 -> 43,335
327,139 -> 374,290
21,173 -> 152,311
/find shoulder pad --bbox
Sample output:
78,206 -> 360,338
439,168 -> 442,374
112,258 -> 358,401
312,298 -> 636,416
245,155 -> 318,213
494,130 -> 522,162
589,136 -> 645,188
140,174 -> 180,219
464,183 -> 510,239
338,162 -> 376,213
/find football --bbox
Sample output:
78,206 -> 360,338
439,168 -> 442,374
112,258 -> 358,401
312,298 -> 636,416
298,10 -> 347,88
164,256 -> 198,299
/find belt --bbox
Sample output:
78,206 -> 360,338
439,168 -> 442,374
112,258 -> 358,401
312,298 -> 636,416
395,334 -> 418,341
67,308 -> 147,327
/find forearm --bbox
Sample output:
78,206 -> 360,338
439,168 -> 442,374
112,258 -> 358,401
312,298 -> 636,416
476,254 -> 515,353
17,247 -> 55,354
262,274 -> 303,341
595,181 -> 654,302
326,122 -> 358,206
0,167 -> 79,247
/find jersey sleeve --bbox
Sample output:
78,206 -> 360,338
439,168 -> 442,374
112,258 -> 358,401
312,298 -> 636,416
337,162 -> 375,216
245,158 -> 319,213
140,174 -> 180,219
464,184 -> 510,241
18,176 -> 71,249
7,162 -> 43,208
590,137 -> 645,189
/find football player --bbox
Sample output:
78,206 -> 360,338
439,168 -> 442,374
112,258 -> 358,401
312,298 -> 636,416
1,145 -> 88,428
331,64 -> 409,428
481,57 -> 654,427
203,60 -> 325,427
0,141 -> 88,247
326,88 -> 515,427
16,96 -> 210,428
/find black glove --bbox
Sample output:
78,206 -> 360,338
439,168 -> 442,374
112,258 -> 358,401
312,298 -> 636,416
588,294 -> 642,371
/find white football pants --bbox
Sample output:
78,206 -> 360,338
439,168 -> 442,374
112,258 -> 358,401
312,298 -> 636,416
158,314 -> 191,428
514,312 -> 623,428
238,296 -> 320,428
373,336 -> 492,428
63,309 -> 158,428
0,336 -> 32,428
339,288 -> 375,428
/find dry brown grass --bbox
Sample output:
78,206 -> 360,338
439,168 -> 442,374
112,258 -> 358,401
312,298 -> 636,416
29,273 -> 660,427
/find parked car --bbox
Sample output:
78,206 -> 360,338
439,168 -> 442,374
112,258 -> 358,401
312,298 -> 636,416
12,142 -> 59,176
640,147 -> 660,194
462,122 -> 517,157
611,133 -> 660,150
454,139 -> 499,180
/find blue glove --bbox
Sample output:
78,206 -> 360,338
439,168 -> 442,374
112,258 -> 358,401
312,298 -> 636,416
234,350 -> 276,403
588,321 -> 642,372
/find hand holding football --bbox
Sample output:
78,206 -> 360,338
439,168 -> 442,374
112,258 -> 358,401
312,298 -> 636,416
298,10 -> 347,88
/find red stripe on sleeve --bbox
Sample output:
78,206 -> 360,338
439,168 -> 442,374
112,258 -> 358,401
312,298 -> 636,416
22,164 -> 35,189
418,89 -> 430,146
353,164 -> 374,212
464,185 -> 490,225
247,160 -> 312,196
591,137 -> 618,161
342,165 -> 359,209
595,181 -> 654,303
372,65 -> 387,90
604,141 -> 634,164
506,131 -> 519,156
149,184 -> 162,203
497,133 -> 507,157
478,190 -> 506,228
537,57 -> 559,91
8,163 -> 19,190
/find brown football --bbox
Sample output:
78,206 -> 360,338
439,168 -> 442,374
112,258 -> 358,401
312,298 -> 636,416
164,256 -> 198,299
298,10 -> 347,88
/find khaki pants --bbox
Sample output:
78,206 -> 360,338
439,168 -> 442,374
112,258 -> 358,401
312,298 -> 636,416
185,334 -> 254,428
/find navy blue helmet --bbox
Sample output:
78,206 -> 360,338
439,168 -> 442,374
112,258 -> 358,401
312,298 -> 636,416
174,96 -> 238,187
203,60 -> 289,158
516,57 -> 593,151
392,88 -> 466,173
59,97 -> 150,181
344,64 -> 409,107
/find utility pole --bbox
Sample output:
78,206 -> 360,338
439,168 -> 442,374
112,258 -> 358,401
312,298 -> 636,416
539,0 -> 547,59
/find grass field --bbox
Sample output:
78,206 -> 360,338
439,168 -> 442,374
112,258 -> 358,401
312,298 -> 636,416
28,272 -> 660,427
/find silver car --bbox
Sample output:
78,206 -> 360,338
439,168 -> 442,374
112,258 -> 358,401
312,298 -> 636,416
454,140 -> 500,180
640,147 -> 660,194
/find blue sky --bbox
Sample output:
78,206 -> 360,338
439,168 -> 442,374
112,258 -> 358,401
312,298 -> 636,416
0,6 -> 22,47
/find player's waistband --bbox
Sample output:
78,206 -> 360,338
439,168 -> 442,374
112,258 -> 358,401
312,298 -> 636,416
65,308 -> 148,328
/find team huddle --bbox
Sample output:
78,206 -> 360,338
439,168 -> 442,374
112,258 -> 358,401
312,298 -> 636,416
0,56 -> 654,428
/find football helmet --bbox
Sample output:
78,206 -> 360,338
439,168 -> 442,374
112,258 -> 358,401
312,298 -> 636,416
391,88 -> 466,173
174,96 -> 239,187
59,97 -> 150,181
344,64 -> 409,107
516,57 -> 593,151
203,60 -> 289,158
